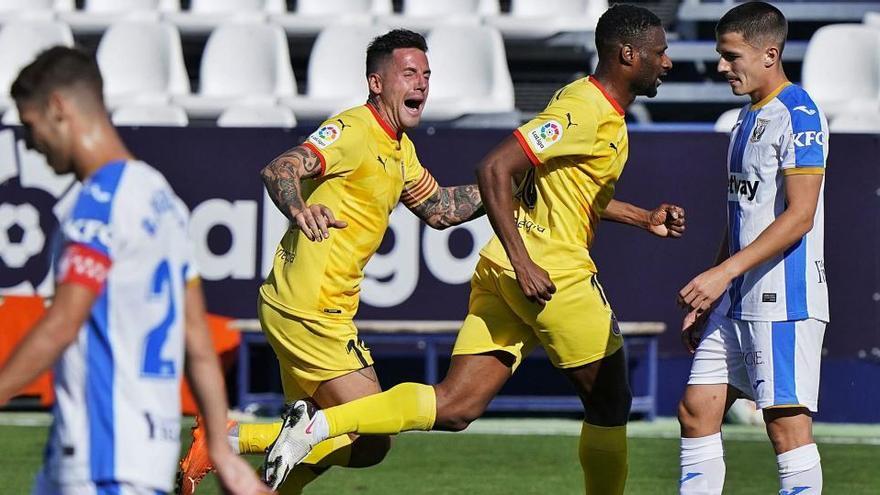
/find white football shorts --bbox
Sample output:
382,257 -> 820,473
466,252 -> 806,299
687,312 -> 826,412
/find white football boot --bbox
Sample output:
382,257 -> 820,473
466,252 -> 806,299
262,399 -> 322,490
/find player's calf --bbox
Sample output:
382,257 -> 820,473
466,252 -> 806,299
347,434 -> 392,467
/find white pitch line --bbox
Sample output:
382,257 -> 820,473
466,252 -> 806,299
426,418 -> 880,446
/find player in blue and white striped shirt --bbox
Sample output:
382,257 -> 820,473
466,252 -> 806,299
0,47 -> 270,495
676,3 -> 828,495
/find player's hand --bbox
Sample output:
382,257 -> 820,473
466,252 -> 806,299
512,258 -> 556,306
680,309 -> 708,354
293,204 -> 347,242
212,449 -> 275,495
678,265 -> 732,313
647,204 -> 685,238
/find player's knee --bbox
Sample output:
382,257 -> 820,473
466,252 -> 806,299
764,408 -> 812,453
434,388 -> 485,431
583,385 -> 631,426
678,399 -> 700,432
438,399 -> 486,432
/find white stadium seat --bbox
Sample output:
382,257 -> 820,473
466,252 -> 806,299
714,107 -> 743,133
168,0 -> 284,35
97,20 -> 190,110
488,0 -> 608,39
62,0 -> 178,34
84,0 -> 178,12
273,0 -> 391,36
0,0 -> 72,22
0,20 -> 74,112
381,0 -> 499,31
176,22 -> 296,119
830,110 -> 880,134
802,24 -> 880,118
421,25 -> 515,121
112,103 -> 189,126
283,24 -> 383,120
863,11 -> 880,28
1,106 -> 19,125
218,103 -> 297,128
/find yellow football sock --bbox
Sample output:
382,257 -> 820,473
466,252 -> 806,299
302,434 -> 353,467
238,422 -> 282,454
579,422 -> 628,495
325,383 -> 436,436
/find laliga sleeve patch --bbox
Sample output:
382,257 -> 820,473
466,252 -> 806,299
308,124 -> 342,149
526,121 -> 563,152
57,243 -> 112,293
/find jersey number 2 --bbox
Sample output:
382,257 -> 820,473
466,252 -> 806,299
141,259 -> 177,379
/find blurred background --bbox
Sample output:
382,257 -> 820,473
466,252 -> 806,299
0,0 -> 878,425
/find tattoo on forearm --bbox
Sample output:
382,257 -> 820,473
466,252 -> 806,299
260,146 -> 321,221
413,184 -> 484,228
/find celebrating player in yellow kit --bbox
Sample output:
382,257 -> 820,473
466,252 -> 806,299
258,6 -> 683,494
176,30 -> 486,494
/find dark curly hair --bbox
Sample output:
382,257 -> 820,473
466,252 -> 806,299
595,4 -> 663,56
366,29 -> 428,76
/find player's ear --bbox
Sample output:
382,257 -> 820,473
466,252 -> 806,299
763,45 -> 780,68
367,72 -> 383,96
46,90 -> 69,124
620,43 -> 636,67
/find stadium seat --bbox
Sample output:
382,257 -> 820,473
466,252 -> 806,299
865,11 -> 880,28
0,20 -> 74,112
487,0 -> 608,39
111,103 -> 189,126
0,0 -> 72,22
168,0 -> 284,35
272,0 -> 391,36
283,24 -> 383,120
830,110 -> 880,134
1,106 -> 19,125
218,103 -> 297,128
421,25 -> 515,121
176,22 -> 296,119
380,0 -> 499,31
96,20 -> 190,110
63,0 -> 180,33
802,24 -> 880,118
714,107 -> 743,133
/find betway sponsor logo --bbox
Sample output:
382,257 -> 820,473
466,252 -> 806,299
728,173 -> 759,202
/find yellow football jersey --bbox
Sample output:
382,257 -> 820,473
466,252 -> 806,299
480,76 -> 629,272
260,104 -> 438,320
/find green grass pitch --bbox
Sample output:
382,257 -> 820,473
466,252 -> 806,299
1,416 -> 878,494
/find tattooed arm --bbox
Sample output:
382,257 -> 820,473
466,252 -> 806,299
260,145 -> 347,241
408,184 -> 485,230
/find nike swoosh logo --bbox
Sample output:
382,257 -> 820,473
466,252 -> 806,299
304,417 -> 316,435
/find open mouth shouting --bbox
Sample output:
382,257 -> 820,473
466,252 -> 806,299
403,95 -> 425,117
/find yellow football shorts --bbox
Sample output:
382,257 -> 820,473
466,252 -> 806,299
258,295 -> 374,399
453,257 -> 624,370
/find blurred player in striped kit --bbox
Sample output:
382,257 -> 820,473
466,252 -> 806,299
0,47 -> 269,495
